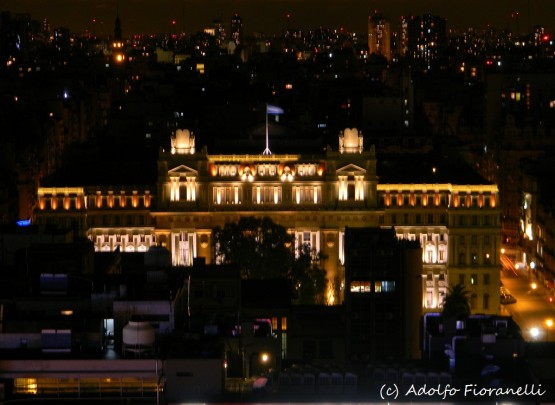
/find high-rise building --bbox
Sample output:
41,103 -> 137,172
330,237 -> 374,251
231,13 -> 243,46
344,227 -> 422,362
367,11 -> 391,61
35,128 -> 501,316
407,14 -> 447,70
398,15 -> 409,57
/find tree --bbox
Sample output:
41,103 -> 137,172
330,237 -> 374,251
442,283 -> 471,318
212,216 -> 294,279
290,244 -> 328,305
212,216 -> 327,304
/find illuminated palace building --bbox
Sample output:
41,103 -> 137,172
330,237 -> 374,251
35,129 -> 501,313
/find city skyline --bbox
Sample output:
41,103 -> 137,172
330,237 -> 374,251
3,0 -> 554,36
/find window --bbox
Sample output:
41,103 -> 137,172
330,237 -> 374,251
459,216 -> 466,226
426,290 -> 433,308
472,215 -> 478,225
391,214 -> 397,224
293,186 -> 320,204
471,253 -> 478,265
470,274 -> 478,285
484,274 -> 490,285
375,281 -> 395,293
483,294 -> 490,310
428,214 -> 433,224
254,186 -> 282,204
471,294 -> 477,310
459,274 -> 465,285
173,231 -> 196,266
459,253 -> 466,265
338,176 -> 348,200
295,230 -> 320,258
214,186 -> 241,205
440,214 -> 447,224
351,281 -> 371,293
415,214 -> 421,224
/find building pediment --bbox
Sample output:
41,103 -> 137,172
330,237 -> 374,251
336,164 -> 366,176
168,165 -> 198,177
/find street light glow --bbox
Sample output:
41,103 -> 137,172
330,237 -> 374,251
530,327 -> 540,338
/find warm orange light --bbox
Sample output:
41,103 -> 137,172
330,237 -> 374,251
51,196 -> 58,210
75,196 -> 82,210
385,192 -> 391,206
120,191 -> 126,208
478,194 -> 484,208
63,196 -> 70,210
422,192 -> 427,206
96,192 -> 102,208
107,193 -> 114,208
317,162 -> 325,176
209,163 -> 217,176
39,197 -> 45,210
132,191 -> 138,208
453,194 -> 459,208
144,191 -> 151,208
491,195 -> 496,207
409,192 -> 415,206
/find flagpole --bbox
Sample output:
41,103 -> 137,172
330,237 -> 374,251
263,103 -> 271,155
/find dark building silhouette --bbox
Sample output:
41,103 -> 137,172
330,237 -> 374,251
344,227 -> 422,363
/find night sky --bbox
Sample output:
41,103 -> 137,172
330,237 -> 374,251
3,0 -> 554,36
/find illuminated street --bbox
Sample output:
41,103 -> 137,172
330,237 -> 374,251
500,254 -> 555,342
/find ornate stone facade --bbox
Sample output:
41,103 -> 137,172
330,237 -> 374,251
35,129 -> 501,313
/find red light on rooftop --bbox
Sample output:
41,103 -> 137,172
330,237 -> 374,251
542,34 -> 550,42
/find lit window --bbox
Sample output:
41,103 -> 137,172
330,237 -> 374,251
350,281 -> 371,293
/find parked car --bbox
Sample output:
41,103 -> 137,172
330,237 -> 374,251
500,293 -> 517,305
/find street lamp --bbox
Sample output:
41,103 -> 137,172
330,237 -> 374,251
546,319 -> 553,342
249,352 -> 270,378
530,327 -> 540,340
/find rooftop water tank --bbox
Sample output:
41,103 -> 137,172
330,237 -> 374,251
122,321 -> 155,355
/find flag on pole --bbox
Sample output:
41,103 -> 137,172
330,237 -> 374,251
263,103 -> 283,155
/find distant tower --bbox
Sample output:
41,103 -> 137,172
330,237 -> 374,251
231,13 -> 243,45
114,6 -> 122,41
368,11 -> 391,61
112,6 -> 125,63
